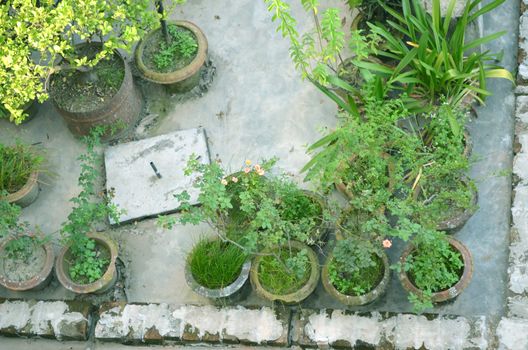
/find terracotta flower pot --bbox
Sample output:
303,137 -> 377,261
47,45 -> 142,141
250,241 -> 320,304
321,250 -> 390,306
4,171 -> 39,208
55,232 -> 118,294
399,236 -> 473,303
0,236 -> 54,291
135,21 -> 208,93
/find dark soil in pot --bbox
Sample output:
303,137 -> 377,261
49,51 -> 125,114
141,24 -> 198,74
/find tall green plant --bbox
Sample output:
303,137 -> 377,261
357,0 -> 514,107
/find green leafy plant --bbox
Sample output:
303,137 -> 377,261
60,127 -> 122,284
257,246 -> 311,295
328,236 -> 384,296
0,196 -> 46,261
357,0 -> 514,108
188,238 -> 248,289
153,24 -> 198,70
0,142 -> 43,194
399,230 -> 464,312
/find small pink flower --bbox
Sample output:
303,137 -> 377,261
231,176 -> 238,183
257,169 -> 265,176
221,178 -> 228,186
244,167 -> 251,174
254,164 -> 261,172
382,239 -> 392,248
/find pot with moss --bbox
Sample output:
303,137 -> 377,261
250,240 -> 319,304
398,232 -> 473,312
55,232 -> 118,294
185,237 -> 250,300
0,143 -> 42,208
322,237 -> 390,306
47,43 -> 142,140
135,20 -> 208,93
0,199 -> 54,291
413,175 -> 478,232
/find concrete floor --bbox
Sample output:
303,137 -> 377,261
0,0 -> 515,329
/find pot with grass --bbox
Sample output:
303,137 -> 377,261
185,237 -> 250,300
0,198 -> 54,291
398,231 -> 473,312
0,143 -> 43,208
55,129 -> 122,294
250,240 -> 319,304
135,18 -> 207,93
322,236 -> 390,306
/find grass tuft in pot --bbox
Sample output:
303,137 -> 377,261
188,238 -> 247,290
0,143 -> 42,195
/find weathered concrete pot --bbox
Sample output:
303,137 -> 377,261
135,21 -> 208,93
185,258 -> 251,300
0,236 -> 54,291
47,48 -> 142,141
322,250 -> 390,306
55,232 -> 118,294
399,236 -> 473,303
250,241 -> 320,304
4,171 -> 39,208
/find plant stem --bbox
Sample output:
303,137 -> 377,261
156,0 -> 171,44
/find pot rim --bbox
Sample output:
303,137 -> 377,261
250,240 -> 320,304
4,171 -> 39,204
135,20 -> 208,84
55,232 -> 118,294
322,248 -> 390,306
398,236 -> 473,303
0,235 -> 54,291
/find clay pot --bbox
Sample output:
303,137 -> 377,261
399,236 -> 473,303
4,171 -> 39,208
55,232 -> 118,294
185,258 -> 251,300
0,237 -> 54,291
135,21 -> 208,93
322,249 -> 390,306
47,46 -> 142,141
250,241 -> 320,304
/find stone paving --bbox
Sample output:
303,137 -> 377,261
0,0 -> 525,349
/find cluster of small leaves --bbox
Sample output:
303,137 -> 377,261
60,127 -> 122,284
153,24 -> 198,70
328,236 -> 382,295
258,246 -> 310,294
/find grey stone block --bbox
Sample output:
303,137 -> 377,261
497,318 -> 528,350
95,303 -> 289,345
104,128 -> 210,224
0,300 -> 90,340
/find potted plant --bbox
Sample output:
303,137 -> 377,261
322,235 -> 390,306
0,1 -> 67,124
55,128 -> 122,294
42,0 -> 158,139
0,197 -> 54,291
397,230 -> 473,312
135,0 -> 208,93
0,142 -> 43,207
185,237 -> 250,300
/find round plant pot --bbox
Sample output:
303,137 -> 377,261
4,171 -> 39,208
47,48 -> 142,141
0,237 -> 54,291
437,182 -> 478,232
321,250 -> 390,306
250,241 -> 320,304
399,236 -> 473,303
55,232 -> 118,294
135,21 -> 208,93
185,259 -> 251,300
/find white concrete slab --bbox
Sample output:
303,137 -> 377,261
104,128 -> 210,224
